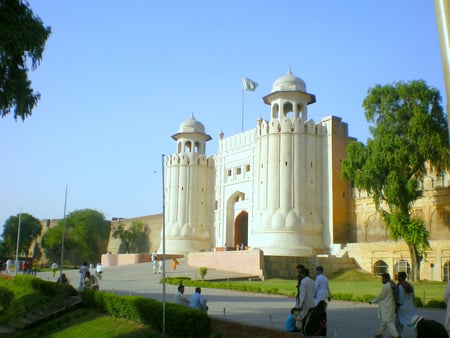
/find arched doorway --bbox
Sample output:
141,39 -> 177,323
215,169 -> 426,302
234,211 -> 248,249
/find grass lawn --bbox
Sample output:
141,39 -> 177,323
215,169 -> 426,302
219,270 -> 447,305
18,309 -> 166,338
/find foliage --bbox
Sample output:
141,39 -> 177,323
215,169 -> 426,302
0,274 -> 77,326
165,275 -> 447,305
1,213 -> 42,257
0,286 -> 14,314
424,299 -> 446,308
111,221 -> 147,254
19,308 -> 165,338
342,80 -> 450,280
80,290 -> 209,337
199,267 -> 208,280
41,225 -> 76,262
0,0 -> 51,120
41,209 -> 110,264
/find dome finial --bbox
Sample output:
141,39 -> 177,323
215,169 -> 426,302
288,66 -> 292,74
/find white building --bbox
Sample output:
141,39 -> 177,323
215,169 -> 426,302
163,70 -> 351,256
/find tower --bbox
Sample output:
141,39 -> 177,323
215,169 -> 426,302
163,115 -> 213,254
251,69 -> 326,256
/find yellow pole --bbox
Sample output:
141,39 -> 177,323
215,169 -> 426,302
434,0 -> 450,145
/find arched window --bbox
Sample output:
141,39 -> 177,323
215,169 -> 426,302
394,259 -> 411,276
272,104 -> 279,119
283,102 -> 293,118
373,260 -> 388,276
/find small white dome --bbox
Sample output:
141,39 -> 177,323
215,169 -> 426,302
272,69 -> 306,92
177,115 -> 206,134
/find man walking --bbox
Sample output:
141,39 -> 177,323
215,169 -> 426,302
297,267 -> 315,327
370,272 -> 400,338
314,266 -> 331,304
395,271 -> 416,335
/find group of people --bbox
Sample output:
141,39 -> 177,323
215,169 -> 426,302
78,262 -> 101,291
285,265 -> 331,335
174,284 -> 208,313
370,272 -> 448,338
5,258 -> 39,275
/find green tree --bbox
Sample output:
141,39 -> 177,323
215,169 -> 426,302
342,80 -> 450,281
1,213 -> 42,257
112,221 -> 146,254
40,224 -> 75,262
64,209 -> 110,264
0,0 -> 51,120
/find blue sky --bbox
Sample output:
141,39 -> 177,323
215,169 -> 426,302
0,1 -> 446,231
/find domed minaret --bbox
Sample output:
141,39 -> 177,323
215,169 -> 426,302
163,115 -> 213,254
252,69 -> 325,256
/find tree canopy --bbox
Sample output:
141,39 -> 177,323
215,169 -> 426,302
41,209 -> 110,265
1,213 -> 42,257
112,221 -> 147,254
342,80 -> 450,280
0,0 -> 51,120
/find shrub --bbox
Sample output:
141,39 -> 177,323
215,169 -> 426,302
0,286 -> 14,312
425,299 -> 446,309
199,267 -> 208,280
414,297 -> 423,307
81,291 -> 209,337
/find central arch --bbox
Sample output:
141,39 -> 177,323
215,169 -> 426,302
234,211 -> 248,249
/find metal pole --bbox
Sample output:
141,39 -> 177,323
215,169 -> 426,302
161,154 -> 166,335
59,184 -> 68,280
434,0 -> 450,146
15,210 -> 22,275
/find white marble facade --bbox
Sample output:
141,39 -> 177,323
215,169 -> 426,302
162,70 -> 351,256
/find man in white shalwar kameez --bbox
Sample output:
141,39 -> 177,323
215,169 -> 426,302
395,271 -> 416,335
297,268 -> 316,325
370,272 -> 400,338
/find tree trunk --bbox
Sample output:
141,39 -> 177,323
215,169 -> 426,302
407,243 -> 420,281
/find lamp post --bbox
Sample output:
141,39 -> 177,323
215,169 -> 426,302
59,184 -> 68,280
161,154 -> 166,335
15,210 -> 22,275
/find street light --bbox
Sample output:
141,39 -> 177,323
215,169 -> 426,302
59,184 -> 68,280
15,210 -> 22,275
161,154 -> 166,335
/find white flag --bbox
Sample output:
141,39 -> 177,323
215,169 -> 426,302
242,77 -> 258,91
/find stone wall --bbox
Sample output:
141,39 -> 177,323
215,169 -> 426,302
264,255 -> 357,279
187,250 -> 264,278
337,240 -> 450,281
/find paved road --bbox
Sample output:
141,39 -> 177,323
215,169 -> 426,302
36,259 -> 446,338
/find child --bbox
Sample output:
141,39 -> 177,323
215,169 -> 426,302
285,307 -> 300,332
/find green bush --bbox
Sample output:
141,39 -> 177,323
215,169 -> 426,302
425,299 -> 446,309
414,297 -> 423,307
0,286 -> 14,312
81,291 -> 209,337
199,267 -> 208,280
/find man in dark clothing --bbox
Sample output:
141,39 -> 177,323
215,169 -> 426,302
295,264 -> 305,307
412,315 -> 449,338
